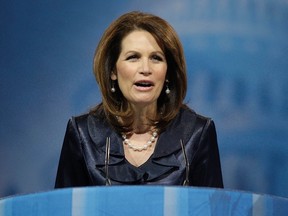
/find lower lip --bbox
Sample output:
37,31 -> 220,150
134,85 -> 154,91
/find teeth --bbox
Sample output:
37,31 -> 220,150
136,82 -> 152,87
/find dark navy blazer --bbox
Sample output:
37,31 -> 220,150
55,107 -> 223,188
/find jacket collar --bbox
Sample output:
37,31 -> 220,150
88,108 -> 197,159
153,108 -> 197,158
87,107 -> 197,183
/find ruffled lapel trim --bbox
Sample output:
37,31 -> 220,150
153,108 -> 197,158
87,108 -> 197,183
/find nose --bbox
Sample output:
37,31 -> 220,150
139,58 -> 151,75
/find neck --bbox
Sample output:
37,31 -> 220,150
131,103 -> 157,134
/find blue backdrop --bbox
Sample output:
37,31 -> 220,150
1,0 -> 288,198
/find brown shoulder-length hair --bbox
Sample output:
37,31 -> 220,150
92,11 -> 187,133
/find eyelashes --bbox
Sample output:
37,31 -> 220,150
126,54 -> 139,61
125,53 -> 165,62
151,54 -> 164,62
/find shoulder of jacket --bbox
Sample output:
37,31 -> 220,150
180,106 -> 213,126
71,111 -> 111,132
69,113 -> 89,125
69,112 -> 99,131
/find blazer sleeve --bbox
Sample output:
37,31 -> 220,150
55,118 -> 91,188
191,119 -> 224,188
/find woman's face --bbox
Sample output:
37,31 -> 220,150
112,30 -> 167,108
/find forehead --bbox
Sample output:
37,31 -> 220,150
120,30 -> 163,52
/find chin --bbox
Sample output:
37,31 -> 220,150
131,99 -> 157,107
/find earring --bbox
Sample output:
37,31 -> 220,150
165,80 -> 170,94
111,81 -> 116,93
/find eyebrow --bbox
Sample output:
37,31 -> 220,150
123,50 -> 165,56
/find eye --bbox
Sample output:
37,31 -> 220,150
126,54 -> 139,62
151,54 -> 164,62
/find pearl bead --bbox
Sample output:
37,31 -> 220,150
122,131 -> 158,151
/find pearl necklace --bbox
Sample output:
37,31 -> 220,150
122,131 -> 158,151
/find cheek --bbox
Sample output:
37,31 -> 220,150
116,63 -> 132,79
157,66 -> 168,81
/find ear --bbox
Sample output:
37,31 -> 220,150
110,72 -> 117,80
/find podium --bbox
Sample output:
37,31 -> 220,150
0,186 -> 287,215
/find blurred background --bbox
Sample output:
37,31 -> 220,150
1,0 -> 287,198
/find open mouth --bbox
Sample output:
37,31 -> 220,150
134,81 -> 154,88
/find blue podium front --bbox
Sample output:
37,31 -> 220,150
0,186 -> 287,216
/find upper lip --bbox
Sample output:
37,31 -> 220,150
134,80 -> 154,86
